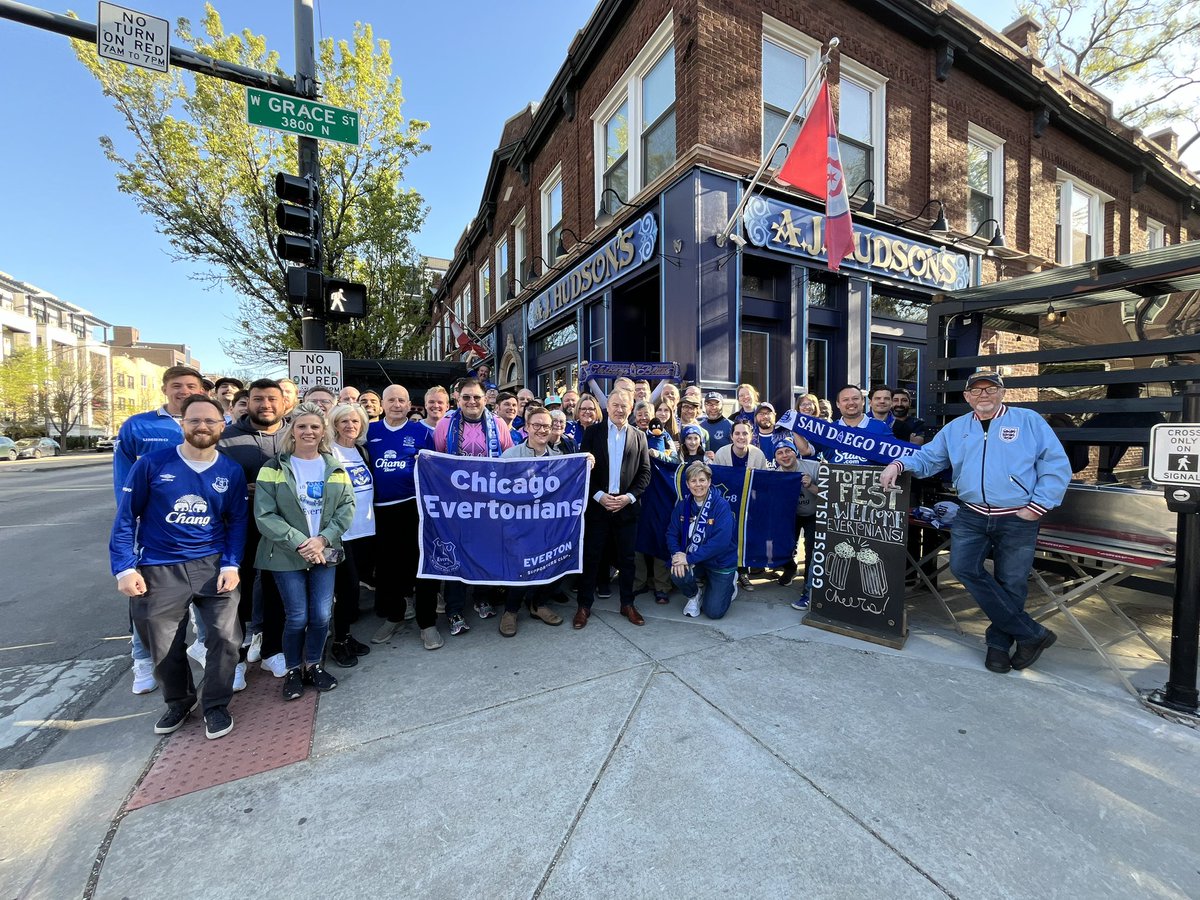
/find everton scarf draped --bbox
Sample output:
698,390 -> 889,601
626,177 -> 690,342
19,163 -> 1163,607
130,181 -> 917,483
444,408 -> 502,458
685,489 -> 716,557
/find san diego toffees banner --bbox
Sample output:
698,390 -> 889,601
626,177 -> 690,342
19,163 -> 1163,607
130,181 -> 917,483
636,459 -> 806,567
777,410 -> 919,465
415,451 -> 588,586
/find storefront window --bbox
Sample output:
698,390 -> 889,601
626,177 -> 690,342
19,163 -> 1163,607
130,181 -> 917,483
740,328 -> 770,397
898,346 -> 919,406
808,278 -> 833,308
872,292 -> 927,323
807,338 -> 828,403
870,342 -> 887,387
538,323 -> 578,354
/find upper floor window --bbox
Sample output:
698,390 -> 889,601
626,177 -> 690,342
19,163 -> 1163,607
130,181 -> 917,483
1147,218 -> 1165,250
478,261 -> 491,324
513,210 -> 528,291
1056,174 -> 1111,264
541,166 -> 564,264
594,16 -> 676,214
837,58 -> 887,198
761,17 -> 820,162
967,124 -> 1004,234
495,240 -> 509,305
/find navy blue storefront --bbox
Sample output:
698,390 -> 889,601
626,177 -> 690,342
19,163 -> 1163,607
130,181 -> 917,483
522,167 -> 973,415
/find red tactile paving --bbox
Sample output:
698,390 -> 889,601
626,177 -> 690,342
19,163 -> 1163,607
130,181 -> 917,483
126,665 -> 317,811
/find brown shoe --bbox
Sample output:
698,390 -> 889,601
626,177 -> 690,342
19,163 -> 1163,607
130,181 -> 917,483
529,605 -> 563,626
499,611 -> 518,638
620,604 -> 645,626
572,607 -> 590,629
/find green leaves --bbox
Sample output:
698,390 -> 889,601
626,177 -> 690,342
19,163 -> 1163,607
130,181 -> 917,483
71,4 -> 431,366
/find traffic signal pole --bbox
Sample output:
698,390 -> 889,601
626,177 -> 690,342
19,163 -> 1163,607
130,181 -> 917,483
294,0 -> 325,352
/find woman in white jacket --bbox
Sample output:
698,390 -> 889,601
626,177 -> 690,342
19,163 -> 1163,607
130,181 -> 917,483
712,421 -> 768,470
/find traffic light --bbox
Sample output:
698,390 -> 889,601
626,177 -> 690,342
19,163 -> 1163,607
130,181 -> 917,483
323,278 -> 367,320
274,172 -> 320,265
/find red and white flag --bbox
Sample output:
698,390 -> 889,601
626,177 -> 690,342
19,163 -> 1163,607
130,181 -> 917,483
448,311 -> 487,360
776,79 -> 855,272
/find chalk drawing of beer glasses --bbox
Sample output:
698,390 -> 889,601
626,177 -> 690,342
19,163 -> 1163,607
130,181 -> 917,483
857,548 -> 887,598
829,541 -> 855,591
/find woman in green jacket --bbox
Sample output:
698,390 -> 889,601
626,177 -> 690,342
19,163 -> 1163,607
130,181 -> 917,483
255,402 -> 356,700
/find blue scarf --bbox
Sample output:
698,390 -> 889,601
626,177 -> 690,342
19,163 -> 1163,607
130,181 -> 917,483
685,489 -> 716,556
776,410 -> 918,465
445,408 -> 502,457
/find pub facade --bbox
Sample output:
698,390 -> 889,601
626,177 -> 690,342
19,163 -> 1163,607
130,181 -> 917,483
423,0 -> 1199,414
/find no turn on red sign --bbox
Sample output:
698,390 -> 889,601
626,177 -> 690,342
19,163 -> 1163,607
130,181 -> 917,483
1149,424 -> 1200,485
288,350 -> 343,396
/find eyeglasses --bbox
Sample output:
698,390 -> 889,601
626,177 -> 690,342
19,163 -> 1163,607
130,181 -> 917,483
527,423 -> 551,431
965,386 -> 1001,397
183,418 -> 223,427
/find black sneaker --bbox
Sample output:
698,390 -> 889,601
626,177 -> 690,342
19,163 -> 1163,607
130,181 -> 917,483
329,641 -> 358,668
154,700 -> 197,734
1011,629 -> 1057,671
778,564 -> 797,586
345,636 -> 370,656
307,664 -> 338,692
204,706 -> 234,740
984,647 -> 1012,674
283,668 -> 304,701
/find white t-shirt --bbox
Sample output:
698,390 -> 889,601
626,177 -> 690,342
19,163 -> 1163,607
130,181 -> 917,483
334,443 -> 375,540
289,455 -> 326,538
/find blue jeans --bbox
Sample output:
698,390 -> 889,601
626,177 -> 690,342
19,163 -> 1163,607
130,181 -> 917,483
274,566 -> 337,669
671,565 -> 736,619
949,507 -> 1047,651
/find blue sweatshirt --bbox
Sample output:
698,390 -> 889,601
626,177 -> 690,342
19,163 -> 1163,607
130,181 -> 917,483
895,404 -> 1070,517
704,416 -> 734,453
109,446 -> 249,574
113,407 -> 182,498
666,491 -> 737,570
367,419 -> 434,505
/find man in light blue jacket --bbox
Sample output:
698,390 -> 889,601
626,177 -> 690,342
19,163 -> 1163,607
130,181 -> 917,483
880,371 -> 1070,675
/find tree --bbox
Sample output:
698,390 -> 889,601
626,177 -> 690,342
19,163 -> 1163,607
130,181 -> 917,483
0,347 -> 107,441
70,5 -> 431,366
1020,0 -> 1200,149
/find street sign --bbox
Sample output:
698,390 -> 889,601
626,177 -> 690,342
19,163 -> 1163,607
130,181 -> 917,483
1149,424 -> 1200,485
96,2 -> 169,73
324,278 -> 366,320
288,349 -> 343,395
247,88 -> 360,146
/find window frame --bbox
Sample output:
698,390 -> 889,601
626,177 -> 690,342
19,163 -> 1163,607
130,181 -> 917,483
478,260 -> 491,325
513,209 -> 528,293
760,16 -> 822,164
592,14 -> 676,217
1147,217 -> 1165,250
836,55 -> 887,205
966,123 -> 1005,235
540,165 -> 563,265
1055,172 -> 1112,265
495,239 -> 509,307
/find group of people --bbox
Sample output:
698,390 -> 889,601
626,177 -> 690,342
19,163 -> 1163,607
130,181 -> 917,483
108,362 -> 1070,741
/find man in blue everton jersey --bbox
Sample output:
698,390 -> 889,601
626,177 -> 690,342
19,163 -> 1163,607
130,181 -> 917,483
109,395 -> 248,740
881,372 -> 1070,675
367,384 -> 441,649
111,364 -> 208,694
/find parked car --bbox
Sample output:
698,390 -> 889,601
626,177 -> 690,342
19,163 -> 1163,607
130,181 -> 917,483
0,436 -> 16,461
14,437 -> 62,459
96,435 -> 116,452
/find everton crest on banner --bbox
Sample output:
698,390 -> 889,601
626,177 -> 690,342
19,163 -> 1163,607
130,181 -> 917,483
415,451 -> 589,585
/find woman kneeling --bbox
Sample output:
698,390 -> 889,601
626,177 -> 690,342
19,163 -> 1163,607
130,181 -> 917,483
667,462 -> 738,619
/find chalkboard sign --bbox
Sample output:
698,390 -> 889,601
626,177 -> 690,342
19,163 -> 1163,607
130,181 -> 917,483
804,463 -> 911,648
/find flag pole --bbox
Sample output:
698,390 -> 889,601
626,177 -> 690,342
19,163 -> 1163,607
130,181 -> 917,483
714,36 -> 839,248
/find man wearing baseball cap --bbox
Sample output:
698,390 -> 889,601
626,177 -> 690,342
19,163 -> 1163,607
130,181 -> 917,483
702,391 -> 733,453
880,371 -> 1070,675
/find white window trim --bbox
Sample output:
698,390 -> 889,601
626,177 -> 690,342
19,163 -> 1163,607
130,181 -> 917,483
1056,171 -> 1113,264
1147,217 -> 1166,250
494,240 -> 508,307
513,209 -> 527,291
837,55 -> 887,206
966,122 -> 1005,233
540,164 -> 563,264
592,13 -> 675,217
478,260 -> 491,324
761,15 -> 822,159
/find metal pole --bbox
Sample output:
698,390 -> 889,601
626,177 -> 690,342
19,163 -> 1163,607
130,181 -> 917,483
1158,383 -> 1200,713
714,38 -> 837,247
295,0 -> 325,351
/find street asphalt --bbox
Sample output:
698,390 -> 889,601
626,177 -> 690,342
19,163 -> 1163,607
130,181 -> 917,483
1,454 -> 1198,898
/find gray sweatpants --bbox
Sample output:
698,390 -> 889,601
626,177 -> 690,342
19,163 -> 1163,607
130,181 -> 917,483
131,554 -> 241,713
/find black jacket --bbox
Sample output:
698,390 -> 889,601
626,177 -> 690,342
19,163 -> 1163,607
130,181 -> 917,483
580,420 -> 651,521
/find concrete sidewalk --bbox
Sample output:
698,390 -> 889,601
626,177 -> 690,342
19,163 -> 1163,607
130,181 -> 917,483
2,578 -> 1198,899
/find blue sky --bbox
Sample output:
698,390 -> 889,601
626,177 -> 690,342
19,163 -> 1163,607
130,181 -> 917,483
0,0 -> 1098,375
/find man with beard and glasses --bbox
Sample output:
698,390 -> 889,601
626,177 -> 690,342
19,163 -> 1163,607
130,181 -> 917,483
110,395 -> 247,740
218,379 -> 289,678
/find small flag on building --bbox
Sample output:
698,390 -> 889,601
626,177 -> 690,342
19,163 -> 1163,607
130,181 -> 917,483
448,311 -> 488,361
776,79 -> 855,272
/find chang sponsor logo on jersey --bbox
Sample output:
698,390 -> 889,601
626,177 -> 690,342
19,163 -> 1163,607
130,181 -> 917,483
375,448 -> 409,471
166,493 -> 213,526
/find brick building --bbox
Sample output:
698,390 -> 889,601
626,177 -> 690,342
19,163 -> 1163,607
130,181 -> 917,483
426,0 -> 1199,412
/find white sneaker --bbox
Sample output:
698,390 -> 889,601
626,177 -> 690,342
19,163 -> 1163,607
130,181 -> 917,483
186,641 -> 207,667
246,632 -> 263,663
684,588 -> 704,618
131,658 -> 158,694
232,661 -> 247,692
260,652 -> 287,678
420,626 -> 444,650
